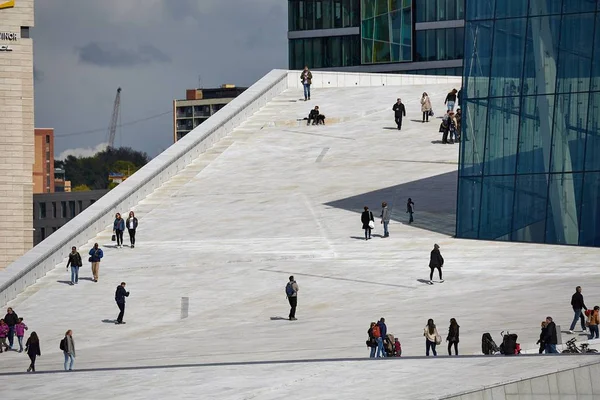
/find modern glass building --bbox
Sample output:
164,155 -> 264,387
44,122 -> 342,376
288,0 -> 465,75
457,0 -> 600,246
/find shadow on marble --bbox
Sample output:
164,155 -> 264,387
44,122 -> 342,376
325,171 -> 457,237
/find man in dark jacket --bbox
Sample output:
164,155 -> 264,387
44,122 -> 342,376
88,243 -> 104,282
429,244 -> 444,283
307,106 -> 325,125
568,286 -> 588,334
66,246 -> 83,285
4,307 -> 18,349
544,316 -> 558,353
376,318 -> 387,357
115,282 -> 130,325
392,98 -> 406,130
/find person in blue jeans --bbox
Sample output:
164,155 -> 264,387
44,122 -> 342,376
62,330 -> 76,371
66,246 -> 83,285
301,66 -> 312,101
376,318 -> 387,357
588,306 -> 599,340
544,316 -> 558,353
568,286 -> 588,334
367,322 -> 377,358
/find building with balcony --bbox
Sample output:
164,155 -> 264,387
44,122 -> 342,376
173,85 -> 247,142
33,128 -> 55,194
288,0 -> 465,75
457,0 -> 600,247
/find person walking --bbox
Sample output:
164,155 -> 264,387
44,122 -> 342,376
544,316 -> 558,354
301,66 -> 312,101
25,331 -> 41,372
568,286 -> 588,334
286,276 -> 299,321
392,98 -> 406,130
376,318 -> 387,358
424,319 -> 440,356
447,318 -> 460,356
367,322 -> 378,358
66,246 -> 83,285
429,244 -> 444,283
4,307 -> 18,350
115,282 -> 130,325
587,306 -> 600,340
439,113 -> 450,144
536,321 -> 547,354
88,243 -> 103,283
380,202 -> 391,238
15,317 -> 27,353
448,111 -> 457,144
0,319 -> 9,352
406,198 -> 415,224
361,206 -> 374,240
421,92 -> 432,123
61,330 -> 76,371
445,89 -> 458,111
126,211 -> 138,248
113,213 -> 125,248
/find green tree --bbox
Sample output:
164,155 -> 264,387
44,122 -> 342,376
72,184 -> 91,192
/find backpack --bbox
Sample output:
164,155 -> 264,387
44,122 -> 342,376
59,337 -> 66,351
285,282 -> 295,297
372,325 -> 381,338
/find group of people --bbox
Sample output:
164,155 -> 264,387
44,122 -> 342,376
565,286 -> 600,339
0,307 -> 42,372
360,199 -> 415,240
113,211 -> 139,249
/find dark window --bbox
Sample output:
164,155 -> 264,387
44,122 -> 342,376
416,0 -> 463,22
39,203 -> 46,219
61,201 -> 67,218
90,199 -> 96,206
415,27 -> 464,62
52,202 -> 57,218
69,201 -> 76,218
78,200 -> 83,212
289,0 -> 359,31
45,135 -> 50,144
52,227 -> 57,233
289,35 -> 361,69
40,227 -> 46,240
20,27 -> 30,38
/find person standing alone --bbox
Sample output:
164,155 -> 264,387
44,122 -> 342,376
286,276 -> 299,321
115,282 -> 130,325
126,211 -> 138,248
568,286 -> 588,334
361,206 -> 374,240
88,243 -> 103,283
61,330 -> 76,371
301,66 -> 312,101
392,98 -> 406,130
407,198 -> 415,224
66,246 -> 82,285
113,213 -> 125,248
380,202 -> 390,238
428,244 -> 444,283
25,331 -> 41,372
420,92 -> 432,122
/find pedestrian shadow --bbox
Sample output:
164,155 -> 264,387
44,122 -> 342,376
270,317 -> 288,321
430,140 -> 445,144
56,280 -> 72,285
79,277 -> 94,282
410,119 -> 426,123
372,234 -> 385,238
382,127 -> 399,130
101,319 -> 118,324
417,279 -> 433,285
350,236 -> 367,240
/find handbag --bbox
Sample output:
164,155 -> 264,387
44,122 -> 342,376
88,257 -> 93,262
368,220 -> 375,229
429,109 -> 434,117
111,234 -> 116,242
435,333 -> 442,345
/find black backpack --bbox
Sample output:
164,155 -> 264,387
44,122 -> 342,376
501,333 -> 518,355
59,337 -> 66,351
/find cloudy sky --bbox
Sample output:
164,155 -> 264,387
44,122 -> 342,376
33,0 -> 288,158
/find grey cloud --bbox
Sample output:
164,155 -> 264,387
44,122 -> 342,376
76,42 -> 171,67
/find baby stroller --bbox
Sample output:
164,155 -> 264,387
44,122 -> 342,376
499,331 -> 521,355
482,332 -> 500,355
384,334 -> 396,357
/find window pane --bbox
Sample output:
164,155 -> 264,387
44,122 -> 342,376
373,40 -> 391,62
457,0 -> 465,19
556,14 -> 594,94
362,38 -> 373,63
579,172 -> 600,246
563,0 -> 595,14
446,0 -> 456,20
464,21 -> 493,98
522,16 -> 561,96
460,99 -> 488,176
495,0 -> 528,18
305,0 -> 315,29
437,0 -> 447,20
517,94 -> 555,174
484,98 -> 519,176
545,173 -> 583,245
591,12 -> 600,91
511,174 -> 548,243
322,0 -> 333,28
585,92 -> 600,171
437,28 -> 447,60
446,28 -> 456,59
334,0 -> 343,27
479,175 -> 516,240
313,38 -> 323,68
373,14 -> 389,42
466,0 -> 495,21
426,29 -> 436,61
550,92 -> 589,173
455,27 -> 464,58
489,18 -> 527,98
528,0 -> 562,16
416,30 -> 426,61
425,0 -> 435,21
456,177 -> 482,238
315,0 -> 323,29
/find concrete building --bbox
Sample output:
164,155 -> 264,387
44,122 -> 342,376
288,0 -> 464,75
33,128 -> 54,194
0,0 -> 35,269
32,190 -> 108,245
173,85 -> 247,142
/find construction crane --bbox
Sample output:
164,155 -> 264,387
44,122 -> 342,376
107,87 -> 122,149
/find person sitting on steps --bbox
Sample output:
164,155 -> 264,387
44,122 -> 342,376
307,106 -> 325,125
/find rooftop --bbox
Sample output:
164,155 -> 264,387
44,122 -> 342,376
2,73 -> 600,399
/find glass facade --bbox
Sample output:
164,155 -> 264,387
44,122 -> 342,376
289,35 -> 361,69
415,27 -> 464,61
416,0 -> 465,22
289,0 -> 360,30
361,0 -> 413,64
457,0 -> 600,247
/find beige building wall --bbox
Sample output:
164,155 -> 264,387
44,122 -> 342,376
0,0 -> 35,269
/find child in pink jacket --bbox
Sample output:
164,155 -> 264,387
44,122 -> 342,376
15,318 -> 28,353
0,319 -> 9,353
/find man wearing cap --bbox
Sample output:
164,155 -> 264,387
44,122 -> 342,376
429,244 -> 444,283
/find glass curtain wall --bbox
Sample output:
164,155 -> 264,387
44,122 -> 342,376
289,0 -> 361,30
458,0 -> 600,247
416,0 -> 465,22
361,0 -> 413,63
289,35 -> 361,69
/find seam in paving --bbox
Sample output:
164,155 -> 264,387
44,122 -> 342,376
315,147 -> 330,163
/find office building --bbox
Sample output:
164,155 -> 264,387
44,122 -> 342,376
33,190 -> 108,245
33,128 -> 55,194
54,168 -> 71,192
457,0 -> 600,247
0,0 -> 34,268
288,0 -> 464,75
173,85 -> 247,142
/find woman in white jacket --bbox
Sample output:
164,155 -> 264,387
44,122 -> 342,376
424,319 -> 440,356
421,92 -> 432,123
